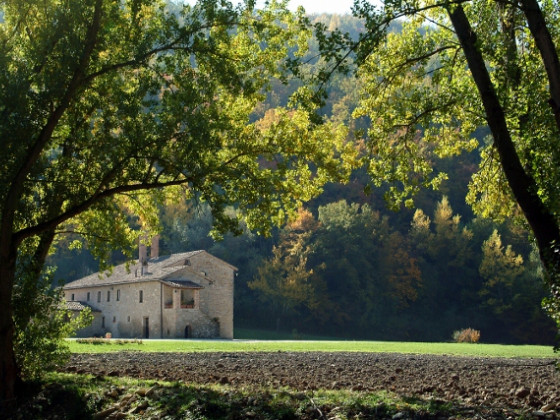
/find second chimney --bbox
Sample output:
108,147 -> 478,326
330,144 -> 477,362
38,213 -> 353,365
139,236 -> 148,265
151,234 -> 160,259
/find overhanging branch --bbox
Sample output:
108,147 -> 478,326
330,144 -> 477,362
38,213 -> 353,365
13,177 -> 194,246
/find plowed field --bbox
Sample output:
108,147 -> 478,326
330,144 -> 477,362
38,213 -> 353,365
63,351 -> 559,416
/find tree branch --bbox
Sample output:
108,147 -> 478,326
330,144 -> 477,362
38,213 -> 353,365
447,3 -> 560,273
13,177 -> 194,246
519,0 -> 560,131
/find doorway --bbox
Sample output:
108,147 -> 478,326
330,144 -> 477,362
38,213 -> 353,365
184,325 -> 191,338
143,317 -> 149,339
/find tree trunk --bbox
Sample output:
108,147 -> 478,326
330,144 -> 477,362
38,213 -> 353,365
521,0 -> 560,131
0,240 -> 19,408
447,5 -> 560,278
15,230 -> 57,334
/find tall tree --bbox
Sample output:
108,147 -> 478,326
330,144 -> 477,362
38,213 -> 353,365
0,0 -> 356,403
249,208 -> 324,331
348,0 -> 560,337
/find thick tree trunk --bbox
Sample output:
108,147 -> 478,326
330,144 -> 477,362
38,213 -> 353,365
448,5 -> 560,277
0,240 -> 19,408
520,0 -> 560,131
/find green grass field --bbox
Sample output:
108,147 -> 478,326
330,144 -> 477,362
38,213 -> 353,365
67,337 -> 556,358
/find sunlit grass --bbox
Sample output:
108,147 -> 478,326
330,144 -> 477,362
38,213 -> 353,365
66,337 -> 556,358
35,372 -> 456,420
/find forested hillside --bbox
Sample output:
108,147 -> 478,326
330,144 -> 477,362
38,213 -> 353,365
51,13 -> 555,345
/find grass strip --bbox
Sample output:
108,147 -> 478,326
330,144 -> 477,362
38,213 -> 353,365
7,372 -> 479,420
66,338 -> 556,358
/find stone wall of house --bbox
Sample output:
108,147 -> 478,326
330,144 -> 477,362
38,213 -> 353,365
160,277 -> 223,339
162,295 -> 219,338
66,280 -> 163,338
65,251 -> 235,339
189,253 -> 235,338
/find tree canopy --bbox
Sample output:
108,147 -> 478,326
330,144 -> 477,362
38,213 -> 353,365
348,0 -> 560,340
0,0 -> 357,403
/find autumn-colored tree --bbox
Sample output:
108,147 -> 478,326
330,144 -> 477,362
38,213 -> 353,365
382,231 -> 422,308
248,208 -> 329,331
478,230 -> 554,342
479,229 -> 525,315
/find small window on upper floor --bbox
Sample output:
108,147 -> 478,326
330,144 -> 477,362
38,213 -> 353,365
139,290 -> 143,303
87,292 -> 90,301
107,290 -> 111,302
71,293 -> 74,301
116,289 -> 120,301
97,291 -> 101,303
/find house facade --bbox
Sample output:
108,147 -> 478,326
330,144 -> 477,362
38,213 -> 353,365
63,247 -> 236,339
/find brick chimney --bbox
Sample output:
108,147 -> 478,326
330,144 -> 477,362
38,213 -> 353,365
150,234 -> 160,259
139,236 -> 148,265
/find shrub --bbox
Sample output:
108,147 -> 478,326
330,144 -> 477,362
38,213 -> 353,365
13,267 -> 93,380
75,337 -> 143,345
453,328 -> 481,343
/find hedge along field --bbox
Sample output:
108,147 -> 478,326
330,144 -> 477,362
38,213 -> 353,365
66,339 -> 556,358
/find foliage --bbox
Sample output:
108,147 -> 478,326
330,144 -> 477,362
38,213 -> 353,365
350,0 -> 560,342
352,0 -> 556,217
40,11 -> 556,348
0,0 -> 358,399
245,197 -> 554,343
479,230 -> 524,314
453,328 -> 481,344
75,337 -> 143,345
543,285 -> 560,351
248,208 -> 329,330
12,268 -> 92,380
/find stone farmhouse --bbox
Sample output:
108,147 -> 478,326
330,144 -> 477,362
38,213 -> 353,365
63,240 -> 236,339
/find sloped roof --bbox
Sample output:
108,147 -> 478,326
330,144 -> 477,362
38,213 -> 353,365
66,301 -> 101,312
63,251 -> 231,290
161,279 -> 203,289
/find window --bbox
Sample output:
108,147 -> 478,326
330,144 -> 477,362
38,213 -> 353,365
127,316 -> 130,322
71,293 -> 74,301
97,291 -> 101,303
139,290 -> 143,303
107,291 -> 111,302
87,292 -> 90,301
112,316 -> 116,323
181,289 -> 195,308
116,289 -> 120,301
101,317 -> 105,328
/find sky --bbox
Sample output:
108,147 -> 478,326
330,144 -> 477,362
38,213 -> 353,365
184,1 -> 357,15
285,0 -> 356,14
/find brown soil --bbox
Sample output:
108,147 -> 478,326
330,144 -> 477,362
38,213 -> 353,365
62,351 -> 559,415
